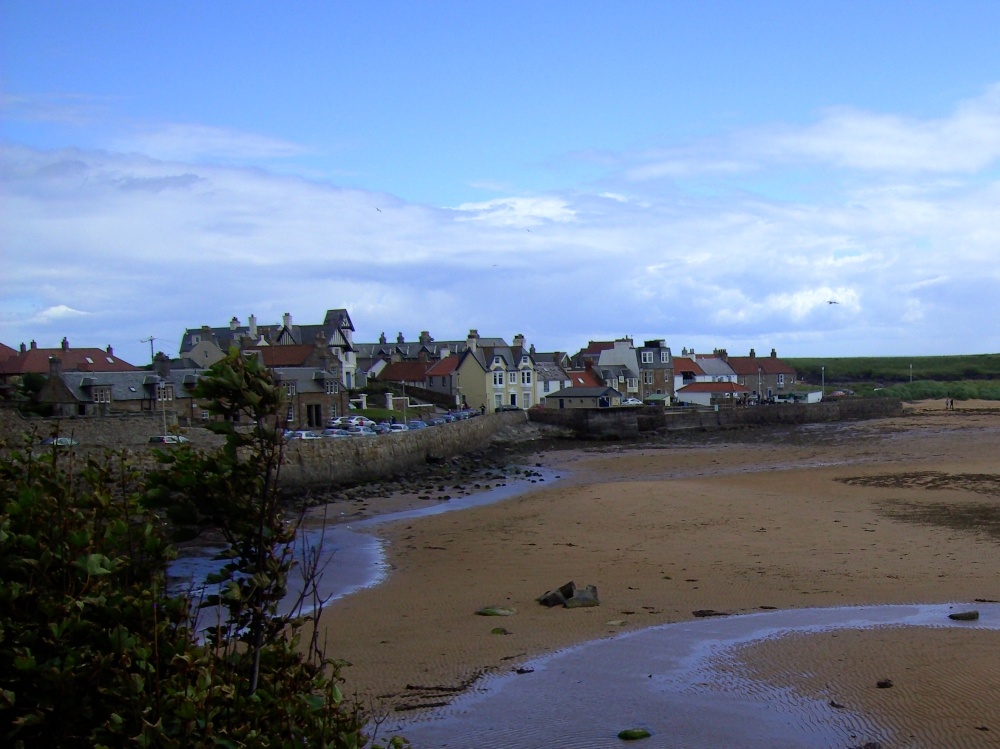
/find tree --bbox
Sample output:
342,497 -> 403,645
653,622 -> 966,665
2,350 -> 397,747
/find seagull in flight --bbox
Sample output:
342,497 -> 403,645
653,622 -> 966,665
375,207 -> 381,213
827,300 -> 839,304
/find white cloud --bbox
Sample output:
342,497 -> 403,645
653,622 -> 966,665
114,123 -> 306,163
31,305 -> 90,323
451,196 -> 576,227
3,82 -> 1000,365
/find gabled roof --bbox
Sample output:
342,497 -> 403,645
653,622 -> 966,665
0,342 -> 17,364
693,355 -> 736,378
676,381 -> 751,394
0,343 -> 140,375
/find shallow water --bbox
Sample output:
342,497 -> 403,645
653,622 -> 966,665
168,466 -> 564,621
383,603 -> 1000,749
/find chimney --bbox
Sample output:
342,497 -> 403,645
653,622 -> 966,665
419,331 -> 432,344
106,345 -> 113,356
20,342 -> 26,353
153,352 -> 171,380
396,332 -> 405,344
771,348 -> 777,358
283,312 -> 292,328
467,329 -> 479,351
513,333 -> 526,349
61,337 -> 69,351
749,348 -> 756,358
48,356 -> 62,376
249,314 -> 258,338
379,332 -> 387,345
529,344 -> 536,356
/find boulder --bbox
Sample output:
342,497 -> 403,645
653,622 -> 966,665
475,605 -> 516,617
948,610 -> 980,621
537,581 -> 600,608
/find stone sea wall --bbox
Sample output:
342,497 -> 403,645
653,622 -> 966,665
527,397 -> 903,439
0,405 -> 528,489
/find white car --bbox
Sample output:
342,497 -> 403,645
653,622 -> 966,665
285,430 -> 323,441
388,423 -> 409,432
621,398 -> 644,406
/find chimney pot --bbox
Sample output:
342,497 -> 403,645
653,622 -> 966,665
61,337 -> 69,351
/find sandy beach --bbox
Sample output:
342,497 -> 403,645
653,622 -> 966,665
313,401 -> 1000,747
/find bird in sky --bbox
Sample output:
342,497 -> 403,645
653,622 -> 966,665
375,207 -> 381,212
827,300 -> 839,304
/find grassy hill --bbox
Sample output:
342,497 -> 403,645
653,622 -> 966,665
785,354 -> 1000,401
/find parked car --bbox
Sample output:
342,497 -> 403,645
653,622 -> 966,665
406,420 -> 428,430
284,430 -> 323,441
41,437 -> 79,447
148,435 -> 190,444
427,417 -> 447,427
321,428 -> 352,439
331,416 -> 376,428
621,398 -> 643,406
345,425 -> 377,437
495,404 -> 520,412
388,423 -> 409,433
370,423 -> 391,435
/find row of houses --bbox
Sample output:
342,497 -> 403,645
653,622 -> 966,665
0,307 -> 800,425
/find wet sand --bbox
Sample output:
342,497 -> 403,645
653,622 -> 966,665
312,400 -> 1000,746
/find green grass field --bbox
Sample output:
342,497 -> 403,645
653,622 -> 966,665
785,354 -> 1000,401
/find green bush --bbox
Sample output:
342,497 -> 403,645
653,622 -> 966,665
1,351 -> 403,748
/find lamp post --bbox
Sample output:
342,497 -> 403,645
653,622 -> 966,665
821,365 -> 825,395
910,363 -> 913,383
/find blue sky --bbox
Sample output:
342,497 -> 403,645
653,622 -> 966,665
2,1 -> 1000,366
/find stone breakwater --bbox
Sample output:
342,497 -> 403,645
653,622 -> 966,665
527,397 -> 903,439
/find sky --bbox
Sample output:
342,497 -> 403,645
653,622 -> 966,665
2,1 -> 1000,366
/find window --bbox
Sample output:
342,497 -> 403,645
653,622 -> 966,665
494,393 -> 503,408
642,371 -> 654,385
543,380 -> 551,393
520,370 -> 532,385
156,384 -> 174,401
493,371 -> 504,386
777,373 -> 785,387
508,371 -> 516,384
661,351 -> 669,363
641,351 -> 653,364
285,382 -> 297,397
627,378 -> 638,392
201,409 -> 210,421
523,393 -> 531,408
93,387 -> 111,403
325,380 -> 338,395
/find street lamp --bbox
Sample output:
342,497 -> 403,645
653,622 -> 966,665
910,363 -> 913,383
821,365 -> 825,394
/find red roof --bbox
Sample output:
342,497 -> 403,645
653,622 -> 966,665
0,343 -> 140,375
676,381 -> 751,393
378,360 -> 434,382
671,357 -> 705,376
425,356 -> 460,376
246,344 -> 316,367
0,342 -> 17,364
565,368 -> 603,387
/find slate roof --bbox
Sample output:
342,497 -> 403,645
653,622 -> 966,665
693,355 -> 736,378
727,356 -> 796,376
545,386 -> 622,399
533,361 -> 569,382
